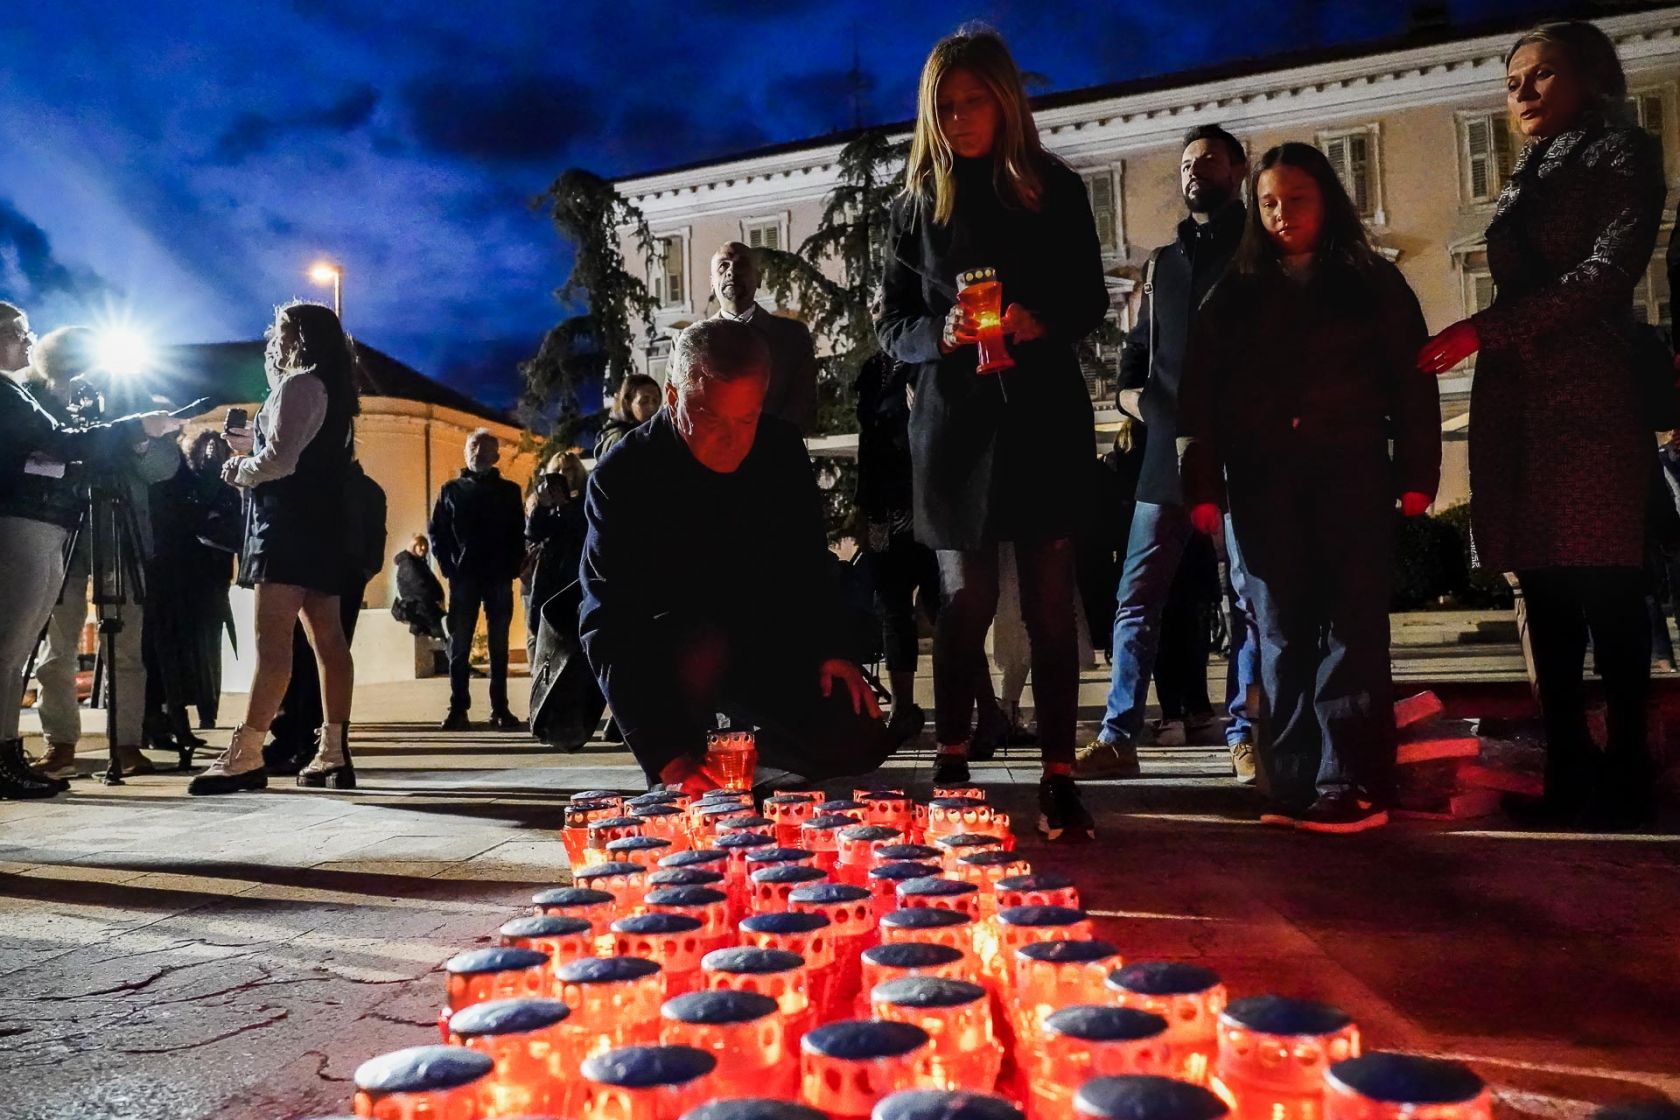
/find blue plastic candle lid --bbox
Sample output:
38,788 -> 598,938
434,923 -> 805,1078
1107,962 -> 1221,996
957,850 -> 1024,868
874,1090 -> 1024,1120
1044,1006 -> 1167,1042
632,804 -> 684,818
581,1044 -> 716,1088
838,825 -> 901,843
750,865 -> 828,885
701,947 -> 804,974
719,815 -> 777,830
822,799 -> 866,812
646,886 -> 730,908
533,887 -> 614,908
766,794 -> 818,806
789,883 -> 871,906
861,942 -> 966,969
572,789 -> 623,802
804,814 -> 856,831
897,877 -> 978,897
876,845 -> 941,862
567,799 -> 614,813
1326,1054 -> 1485,1104
649,868 -> 727,888
1073,1076 -> 1229,1120
870,862 -> 944,882
685,1099 -> 828,1120
996,904 -> 1086,927
934,833 -> 1002,850
448,997 -> 571,1038
1222,995 -> 1354,1036
740,911 -> 830,936
588,816 -> 643,830
445,947 -> 549,975
927,797 -> 987,810
628,790 -> 681,805
611,912 -> 704,936
802,1020 -> 929,1061
879,907 -> 971,930
661,989 -> 780,1025
745,847 -> 818,865
556,955 -> 663,984
994,872 -> 1075,893
1016,939 -> 1119,964
661,849 -> 728,868
353,1045 -> 493,1093
717,831 -> 776,850
574,861 -> 645,880
870,976 -> 986,1008
499,915 -> 592,941
608,835 -> 672,852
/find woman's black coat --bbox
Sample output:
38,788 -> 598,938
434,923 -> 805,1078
877,156 -> 1110,551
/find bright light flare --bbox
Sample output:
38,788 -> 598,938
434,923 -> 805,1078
309,262 -> 341,285
96,328 -> 154,377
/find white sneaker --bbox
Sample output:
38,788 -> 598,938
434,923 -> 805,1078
1146,719 -> 1186,747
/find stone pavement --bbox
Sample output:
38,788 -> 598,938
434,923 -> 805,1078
2,657 -> 1678,1120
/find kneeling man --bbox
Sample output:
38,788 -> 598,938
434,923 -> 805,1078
581,318 -> 889,793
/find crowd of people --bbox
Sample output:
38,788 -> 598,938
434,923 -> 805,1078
2,19 -> 1671,839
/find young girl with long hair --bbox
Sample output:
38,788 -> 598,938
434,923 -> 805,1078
876,25 -> 1109,841
1180,142 -> 1441,832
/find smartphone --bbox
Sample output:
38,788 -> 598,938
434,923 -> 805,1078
223,407 -> 249,432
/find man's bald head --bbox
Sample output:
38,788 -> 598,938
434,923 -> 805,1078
711,241 -> 760,314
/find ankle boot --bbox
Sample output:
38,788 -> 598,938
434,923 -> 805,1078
298,723 -> 355,789
1,739 -> 60,799
187,725 -> 269,796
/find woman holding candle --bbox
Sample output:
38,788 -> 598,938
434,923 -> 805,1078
1179,143 -> 1440,833
877,25 -> 1109,841
1417,22 -> 1667,831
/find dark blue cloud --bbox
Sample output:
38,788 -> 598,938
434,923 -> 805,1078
403,72 -> 597,163
0,197 -> 111,299
213,84 -> 380,164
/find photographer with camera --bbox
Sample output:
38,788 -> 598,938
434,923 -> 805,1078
0,304 -> 184,799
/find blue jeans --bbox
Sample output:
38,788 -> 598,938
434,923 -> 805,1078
1221,517 -> 1262,745
1100,502 -> 1259,747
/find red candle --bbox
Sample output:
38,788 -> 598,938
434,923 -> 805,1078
573,862 -> 651,917
705,729 -> 758,791
1210,997 -> 1359,1120
837,826 -> 904,886
750,864 -> 831,915
718,831 -> 778,917
957,268 -> 1014,375
745,846 -> 822,875
929,786 -> 985,802
739,911 -> 838,1020
858,943 -> 971,1016
659,848 -> 730,877
993,874 -> 1079,914
874,1089 -> 1023,1120
564,798 -> 621,868
923,798 -> 999,844
764,795 -> 822,847
632,804 -> 694,853
555,956 -> 667,1059
580,1043 -> 719,1120
447,997 -> 580,1118
869,976 -> 1003,1092
1033,1007 -> 1172,1120
532,886 -> 618,944
1073,1075 -> 1230,1120
352,1044 -> 493,1120
701,945 -> 813,1031
933,833 -> 1005,872
867,863 -> 944,921
799,815 -> 856,876
613,913 -> 709,996
609,834 -> 676,872
661,989 -> 798,1101
871,845 -> 942,869
877,909 -> 979,984
499,914 -> 596,973
717,815 -> 779,842
859,792 -> 913,834
788,882 -> 875,1008
952,851 -> 1033,918
1105,964 -> 1227,1086
587,816 -> 647,868
800,1020 -> 937,1120
895,877 -> 981,922
441,947 -> 552,1041
990,907 -> 1093,992
1323,1054 -> 1490,1120
1012,940 -> 1123,1046
644,885 -> 733,951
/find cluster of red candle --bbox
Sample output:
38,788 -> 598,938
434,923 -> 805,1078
344,784 -> 1494,1120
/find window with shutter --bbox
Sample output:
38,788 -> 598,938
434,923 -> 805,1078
1627,90 -> 1667,163
1462,114 -> 1513,203
655,236 -> 685,308
1316,128 -> 1377,219
745,219 -> 782,252
1083,171 -> 1118,253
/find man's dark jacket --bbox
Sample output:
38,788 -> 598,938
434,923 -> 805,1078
710,308 -> 819,435
1121,199 -> 1245,506
0,375 -> 150,530
429,466 -> 525,583
579,409 -> 841,676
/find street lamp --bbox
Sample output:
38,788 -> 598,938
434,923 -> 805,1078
309,261 -> 343,321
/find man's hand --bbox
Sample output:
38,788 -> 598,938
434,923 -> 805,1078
1400,491 -> 1432,518
1117,388 -> 1144,421
535,474 -> 564,507
1417,320 -> 1480,375
659,754 -> 722,798
940,304 -> 979,354
138,411 -> 186,439
224,425 -> 255,455
1189,502 -> 1223,537
1001,304 -> 1048,343
820,658 -> 882,719
220,456 -> 243,485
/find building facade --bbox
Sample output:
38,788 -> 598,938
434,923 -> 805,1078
614,6 -> 1680,511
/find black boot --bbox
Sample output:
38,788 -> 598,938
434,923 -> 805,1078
0,739 -> 61,799
298,723 -> 355,789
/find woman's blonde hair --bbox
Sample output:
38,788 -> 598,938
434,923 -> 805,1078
904,24 -> 1046,225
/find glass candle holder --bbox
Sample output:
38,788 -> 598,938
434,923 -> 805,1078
1105,963 -> 1226,1087
789,882 -> 876,1007
877,909 -> 978,983
718,832 -> 779,915
751,864 -> 831,914
994,873 -> 1079,913
874,1089 -> 1022,1120
934,833 -> 1006,872
574,789 -> 626,809
609,835 -> 675,872
442,947 -> 553,1041
701,945 -> 812,1023
821,799 -> 869,823
957,268 -> 1014,375
644,885 -> 733,950
860,943 -> 971,1008
533,886 -> 619,942
705,730 -> 758,791
660,849 -> 730,877
352,1044 -> 493,1120
739,911 -> 837,1019
868,863 -> 945,921
555,956 -> 667,1059
924,799 -> 1000,844
765,795 -> 822,847
565,799 -> 621,868
802,1021 -> 938,1120
689,795 -> 752,838
869,977 -> 1002,1092
661,989 -> 798,1101
613,913 -> 709,996
649,867 -> 727,890
953,852 -> 1033,918
1013,940 -> 1123,1045
580,1044 -> 718,1120
930,786 -> 986,803
801,815 -> 857,875
717,815 -> 779,842
1033,1008 -> 1172,1120
896,877 -> 981,922
500,915 -> 596,973
627,789 -> 684,810
447,998 -> 578,1119
573,862 -> 651,916
587,816 -> 648,868
873,845 -> 942,868
990,907 -> 1093,988
632,805 -> 694,854
1074,1075 -> 1230,1120
860,792 -> 913,834
1211,996 -> 1359,1120
684,1099 -> 828,1120
837,826 -> 905,886
1324,1054 -> 1489,1120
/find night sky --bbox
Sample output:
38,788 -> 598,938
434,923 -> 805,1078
5,0 -> 1561,408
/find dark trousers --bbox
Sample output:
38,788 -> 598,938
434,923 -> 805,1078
593,617 -> 892,784
1517,566 -> 1653,806
448,575 -> 512,715
933,539 -> 1079,765
1154,553 -> 1214,721
1228,455 -> 1396,808
271,584 -> 365,752
871,534 -> 941,673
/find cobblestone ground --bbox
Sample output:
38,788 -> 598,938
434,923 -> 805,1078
2,662 -> 1677,1119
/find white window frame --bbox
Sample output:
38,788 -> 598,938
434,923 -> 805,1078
1081,164 -> 1125,258
649,228 -> 692,315
1456,110 -> 1516,208
1315,123 -> 1385,227
1627,85 -> 1672,176
742,213 -> 790,254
